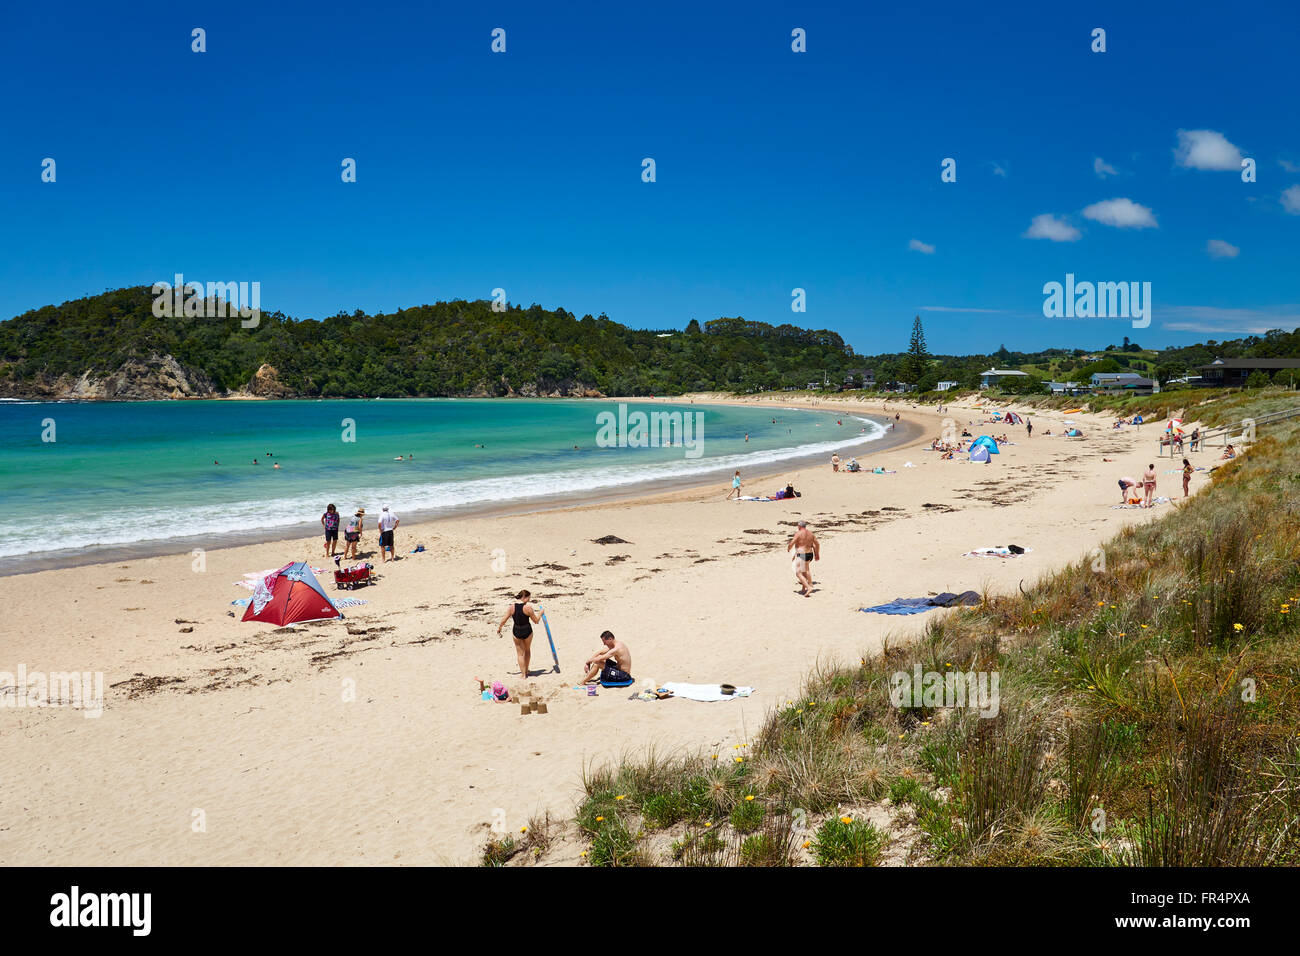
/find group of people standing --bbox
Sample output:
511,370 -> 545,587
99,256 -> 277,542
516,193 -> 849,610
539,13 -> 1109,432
320,504 -> 400,562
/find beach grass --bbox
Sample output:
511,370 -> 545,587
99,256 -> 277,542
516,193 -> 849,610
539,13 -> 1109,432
556,393 -> 1300,866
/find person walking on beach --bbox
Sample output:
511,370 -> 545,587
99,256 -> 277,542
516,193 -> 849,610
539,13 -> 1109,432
343,509 -> 364,559
497,589 -> 542,678
1182,458 -> 1193,498
726,469 -> 742,499
377,505 -> 399,562
321,503 -> 340,558
1190,428 -> 1200,452
581,631 -> 633,685
1142,464 -> 1158,508
831,453 -> 841,472
1026,418 -> 1033,438
787,520 -> 819,596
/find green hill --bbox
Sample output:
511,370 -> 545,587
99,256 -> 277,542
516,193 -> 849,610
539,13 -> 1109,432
0,286 -> 860,399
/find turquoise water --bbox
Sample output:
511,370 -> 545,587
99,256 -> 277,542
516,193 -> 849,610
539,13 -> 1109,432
0,398 -> 886,562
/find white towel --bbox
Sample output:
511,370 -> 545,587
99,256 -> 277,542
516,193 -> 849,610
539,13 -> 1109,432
660,682 -> 755,702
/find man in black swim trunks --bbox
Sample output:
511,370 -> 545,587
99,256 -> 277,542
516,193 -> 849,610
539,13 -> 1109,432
581,631 -> 633,685
787,520 -> 819,596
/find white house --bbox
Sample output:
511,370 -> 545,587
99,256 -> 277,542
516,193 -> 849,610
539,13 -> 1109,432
936,380 -> 959,391
979,368 -> 1030,388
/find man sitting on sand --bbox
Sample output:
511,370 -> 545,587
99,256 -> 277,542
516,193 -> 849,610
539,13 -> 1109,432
581,631 -> 633,685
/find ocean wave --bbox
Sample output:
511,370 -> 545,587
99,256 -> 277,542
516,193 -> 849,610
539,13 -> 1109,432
0,421 -> 887,558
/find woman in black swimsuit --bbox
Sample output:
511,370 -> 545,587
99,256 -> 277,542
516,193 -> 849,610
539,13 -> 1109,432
496,589 -> 542,679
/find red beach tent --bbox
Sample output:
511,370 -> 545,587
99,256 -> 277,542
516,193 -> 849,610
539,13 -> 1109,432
241,561 -> 342,625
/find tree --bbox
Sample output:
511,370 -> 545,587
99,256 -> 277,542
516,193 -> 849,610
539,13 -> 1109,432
904,316 -> 929,384
1154,362 -> 1185,386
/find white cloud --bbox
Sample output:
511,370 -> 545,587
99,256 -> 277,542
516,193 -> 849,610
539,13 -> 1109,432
1093,156 -> 1118,178
1280,159 -> 1300,173
1082,197 -> 1158,229
991,163 -> 1007,178
1174,129 -> 1245,171
1022,213 -> 1081,242
1282,185 -> 1300,215
1163,305 -> 1300,335
1206,239 -> 1239,259
908,239 -> 935,254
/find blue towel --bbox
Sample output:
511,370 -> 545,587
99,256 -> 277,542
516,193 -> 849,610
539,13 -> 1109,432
859,602 -> 936,616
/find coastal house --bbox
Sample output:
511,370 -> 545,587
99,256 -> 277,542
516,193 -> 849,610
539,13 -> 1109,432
1195,357 -> 1300,387
1091,372 -> 1157,395
979,368 -> 1029,388
842,368 -> 875,389
935,380 -> 959,391
1047,380 -> 1084,395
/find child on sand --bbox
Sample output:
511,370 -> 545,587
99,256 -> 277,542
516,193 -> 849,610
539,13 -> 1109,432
475,678 -> 514,702
726,470 -> 742,499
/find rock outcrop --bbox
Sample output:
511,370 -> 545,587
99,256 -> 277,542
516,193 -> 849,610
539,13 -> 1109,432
0,354 -> 220,400
243,364 -> 295,398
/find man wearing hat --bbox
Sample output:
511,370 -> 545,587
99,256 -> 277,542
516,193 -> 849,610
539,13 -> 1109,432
377,505 -> 399,562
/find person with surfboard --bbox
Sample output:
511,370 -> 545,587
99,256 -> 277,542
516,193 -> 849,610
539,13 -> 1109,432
497,589 -> 543,678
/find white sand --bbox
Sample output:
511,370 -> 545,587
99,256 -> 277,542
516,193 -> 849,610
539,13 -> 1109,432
0,397 -> 1204,864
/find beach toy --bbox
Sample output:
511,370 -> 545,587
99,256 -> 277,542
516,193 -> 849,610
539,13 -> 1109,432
539,609 -> 560,673
587,686 -> 597,696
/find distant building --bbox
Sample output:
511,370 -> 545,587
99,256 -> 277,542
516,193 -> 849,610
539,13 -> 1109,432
1196,357 -> 1300,387
1047,381 -> 1084,394
842,368 -> 875,388
935,380 -> 959,391
1092,372 -> 1156,395
979,368 -> 1029,388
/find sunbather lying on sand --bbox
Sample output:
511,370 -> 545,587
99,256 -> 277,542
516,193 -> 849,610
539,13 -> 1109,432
581,631 -> 633,684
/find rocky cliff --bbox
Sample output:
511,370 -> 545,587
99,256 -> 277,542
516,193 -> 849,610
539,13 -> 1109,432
0,354 -> 220,400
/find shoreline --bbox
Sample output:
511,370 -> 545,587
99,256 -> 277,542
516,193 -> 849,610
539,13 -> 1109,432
0,397 -> 1190,865
0,397 -> 926,576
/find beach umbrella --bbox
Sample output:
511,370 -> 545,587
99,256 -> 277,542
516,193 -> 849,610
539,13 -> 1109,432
1165,418 -> 1184,434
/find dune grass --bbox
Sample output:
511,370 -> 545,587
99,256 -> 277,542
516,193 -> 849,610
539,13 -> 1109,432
558,395 -> 1300,866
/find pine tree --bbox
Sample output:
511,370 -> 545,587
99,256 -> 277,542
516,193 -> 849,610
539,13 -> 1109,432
905,315 -> 929,384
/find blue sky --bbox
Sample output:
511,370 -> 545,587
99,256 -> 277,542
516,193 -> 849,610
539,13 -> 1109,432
2,0 -> 1297,355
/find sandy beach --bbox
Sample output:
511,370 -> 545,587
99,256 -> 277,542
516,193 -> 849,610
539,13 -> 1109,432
0,395 -> 1205,865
